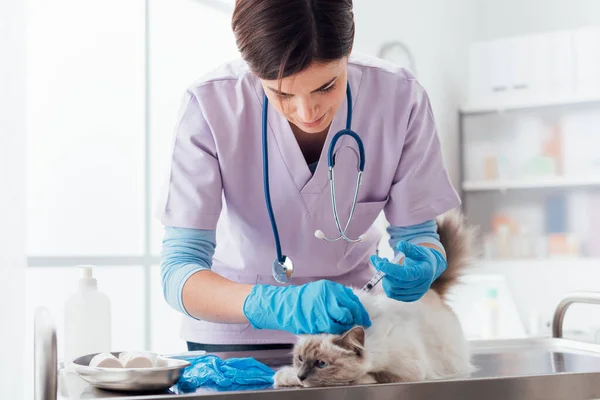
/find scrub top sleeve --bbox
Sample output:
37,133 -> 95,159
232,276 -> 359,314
155,90 -> 223,230
383,84 -> 461,227
161,226 -> 216,318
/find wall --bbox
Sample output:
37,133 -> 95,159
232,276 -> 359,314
353,0 -> 477,188
474,0 -> 600,41
468,0 -> 600,336
0,0 -> 27,398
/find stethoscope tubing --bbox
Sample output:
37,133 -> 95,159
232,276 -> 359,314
263,82 -> 365,282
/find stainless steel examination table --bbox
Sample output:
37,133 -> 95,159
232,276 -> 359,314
36,292 -> 600,400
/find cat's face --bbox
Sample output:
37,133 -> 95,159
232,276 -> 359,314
292,326 -> 367,387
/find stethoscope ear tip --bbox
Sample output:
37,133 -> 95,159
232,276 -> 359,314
358,234 -> 367,241
314,230 -> 325,239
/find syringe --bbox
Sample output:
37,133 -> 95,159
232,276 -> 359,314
361,252 -> 405,292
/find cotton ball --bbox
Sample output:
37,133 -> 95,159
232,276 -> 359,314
118,351 -> 154,368
89,353 -> 123,368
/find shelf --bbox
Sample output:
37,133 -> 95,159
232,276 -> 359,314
462,176 -> 600,191
460,93 -> 600,115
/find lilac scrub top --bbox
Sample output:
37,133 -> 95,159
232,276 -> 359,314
155,53 -> 461,345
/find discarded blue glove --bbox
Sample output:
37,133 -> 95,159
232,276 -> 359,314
370,241 -> 447,302
176,355 -> 275,392
174,381 -> 273,394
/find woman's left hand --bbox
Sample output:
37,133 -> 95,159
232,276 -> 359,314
369,241 -> 447,302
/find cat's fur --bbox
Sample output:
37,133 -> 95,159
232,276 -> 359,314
274,209 -> 477,388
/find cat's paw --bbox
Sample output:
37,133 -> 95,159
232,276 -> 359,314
274,366 -> 302,388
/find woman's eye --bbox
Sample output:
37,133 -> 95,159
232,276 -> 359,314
316,360 -> 328,368
318,84 -> 336,94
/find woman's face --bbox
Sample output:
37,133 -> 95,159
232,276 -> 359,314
260,58 -> 348,134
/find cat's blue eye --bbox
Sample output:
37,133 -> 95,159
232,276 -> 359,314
316,360 -> 328,369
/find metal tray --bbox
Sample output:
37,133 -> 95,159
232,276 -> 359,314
69,352 -> 190,393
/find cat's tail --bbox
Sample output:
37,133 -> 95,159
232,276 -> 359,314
430,209 -> 477,300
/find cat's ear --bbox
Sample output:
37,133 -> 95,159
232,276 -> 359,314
333,326 -> 365,357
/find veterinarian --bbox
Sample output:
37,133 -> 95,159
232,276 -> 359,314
156,0 -> 460,352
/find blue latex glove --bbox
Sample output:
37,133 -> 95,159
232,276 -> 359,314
243,280 -> 371,335
369,241 -> 447,302
176,355 -> 274,392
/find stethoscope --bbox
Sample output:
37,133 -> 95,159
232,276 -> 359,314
262,82 -> 366,284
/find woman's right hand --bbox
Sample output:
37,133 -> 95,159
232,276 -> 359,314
242,280 -> 371,335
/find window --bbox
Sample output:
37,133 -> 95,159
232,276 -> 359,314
25,0 -> 240,360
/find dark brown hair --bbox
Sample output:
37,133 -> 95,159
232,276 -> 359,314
232,0 -> 355,81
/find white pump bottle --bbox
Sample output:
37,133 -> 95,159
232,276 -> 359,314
63,265 -> 112,362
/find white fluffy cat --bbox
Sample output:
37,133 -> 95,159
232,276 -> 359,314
274,210 -> 477,387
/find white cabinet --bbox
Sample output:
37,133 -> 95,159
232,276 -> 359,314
462,28 -> 600,264
466,27 -> 600,112
460,52 -> 600,340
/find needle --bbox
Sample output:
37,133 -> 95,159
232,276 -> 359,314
361,252 -> 405,292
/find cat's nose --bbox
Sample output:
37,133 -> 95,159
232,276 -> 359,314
298,373 -> 307,382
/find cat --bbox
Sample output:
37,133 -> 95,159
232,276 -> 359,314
274,209 -> 477,388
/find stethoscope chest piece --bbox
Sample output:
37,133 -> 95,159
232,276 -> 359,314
272,257 -> 294,283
